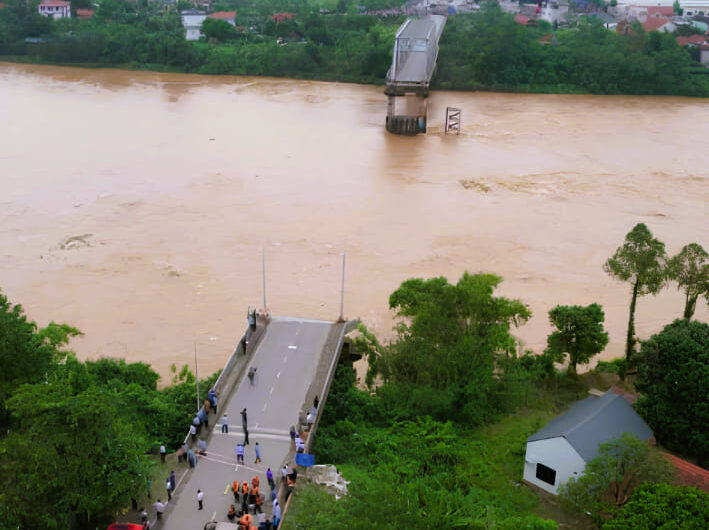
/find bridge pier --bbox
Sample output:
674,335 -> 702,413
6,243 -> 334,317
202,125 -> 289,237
385,94 -> 427,135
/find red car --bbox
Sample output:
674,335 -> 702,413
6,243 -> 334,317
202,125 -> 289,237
107,524 -> 145,530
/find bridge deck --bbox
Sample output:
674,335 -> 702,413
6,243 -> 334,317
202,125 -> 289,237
159,317 -> 337,528
386,15 -> 446,94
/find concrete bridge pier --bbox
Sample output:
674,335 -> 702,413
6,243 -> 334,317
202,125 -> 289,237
385,94 -> 427,135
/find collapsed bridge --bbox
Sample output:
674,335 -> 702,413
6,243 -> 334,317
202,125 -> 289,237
385,15 -> 446,135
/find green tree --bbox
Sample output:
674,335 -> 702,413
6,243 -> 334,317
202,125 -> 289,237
371,272 -> 531,424
634,319 -> 709,465
604,223 -> 667,361
201,17 -> 238,42
546,303 -> 610,375
0,290 -> 80,430
0,371 -> 152,529
559,433 -> 674,523
603,482 -> 709,529
666,243 -> 709,320
673,0 -> 683,15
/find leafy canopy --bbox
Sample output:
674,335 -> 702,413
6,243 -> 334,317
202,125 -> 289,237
560,433 -> 674,523
634,319 -> 709,466
603,482 -> 709,529
546,303 -> 609,375
666,243 -> 709,320
360,272 -> 531,425
604,223 -> 667,296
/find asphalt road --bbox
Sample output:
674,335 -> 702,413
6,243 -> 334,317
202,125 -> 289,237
161,317 -> 334,529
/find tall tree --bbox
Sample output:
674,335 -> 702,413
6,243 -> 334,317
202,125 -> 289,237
603,223 -> 667,361
546,303 -> 609,375
559,433 -> 674,523
374,272 -> 531,425
666,243 -> 709,320
634,319 -> 709,466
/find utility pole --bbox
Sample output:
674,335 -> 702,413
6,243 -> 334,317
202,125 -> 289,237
339,252 -> 346,322
194,342 -> 200,412
262,247 -> 267,310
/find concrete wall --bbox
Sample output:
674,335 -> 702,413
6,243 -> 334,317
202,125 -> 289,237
523,437 -> 586,495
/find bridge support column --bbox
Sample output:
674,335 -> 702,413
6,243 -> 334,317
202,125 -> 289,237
386,94 -> 427,135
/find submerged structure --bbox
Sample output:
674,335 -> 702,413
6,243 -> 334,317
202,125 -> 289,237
385,15 -> 446,135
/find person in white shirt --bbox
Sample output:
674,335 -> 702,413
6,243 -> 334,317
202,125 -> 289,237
197,489 -> 204,510
152,499 -> 166,519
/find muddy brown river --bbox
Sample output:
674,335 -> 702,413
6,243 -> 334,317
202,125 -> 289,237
1,63 -> 707,380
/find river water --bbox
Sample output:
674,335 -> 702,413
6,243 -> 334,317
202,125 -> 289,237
1,63 -> 707,379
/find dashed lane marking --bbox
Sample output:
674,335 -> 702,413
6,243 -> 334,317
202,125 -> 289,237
270,386 -> 274,395
288,345 -> 297,349
262,403 -> 267,412
276,371 -> 281,379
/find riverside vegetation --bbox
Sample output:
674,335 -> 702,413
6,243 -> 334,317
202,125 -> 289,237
285,267 -> 708,528
1,1 -> 709,95
0,289 -> 220,528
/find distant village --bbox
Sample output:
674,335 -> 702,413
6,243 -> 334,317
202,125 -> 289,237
23,0 -> 709,67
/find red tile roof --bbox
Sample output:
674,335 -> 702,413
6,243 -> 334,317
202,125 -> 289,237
647,6 -> 675,17
76,8 -> 94,18
677,34 -> 706,46
271,12 -> 296,23
515,13 -> 531,25
0,3 -> 6,9
665,453 -> 709,494
610,386 -> 638,405
207,11 -> 236,20
643,17 -> 671,32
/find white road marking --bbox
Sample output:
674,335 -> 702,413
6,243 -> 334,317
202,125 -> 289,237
270,386 -> 274,395
276,371 -> 281,379
262,403 -> 267,411
288,345 -> 297,349
211,511 -> 216,520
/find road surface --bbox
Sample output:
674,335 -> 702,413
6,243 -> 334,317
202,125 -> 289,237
162,317 -> 334,528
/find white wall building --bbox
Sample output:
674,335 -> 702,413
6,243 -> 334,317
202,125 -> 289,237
524,391 -> 653,495
681,1 -> 709,15
181,10 -> 207,41
38,0 -> 71,19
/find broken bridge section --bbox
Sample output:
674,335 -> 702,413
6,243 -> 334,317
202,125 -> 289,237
385,15 -> 447,135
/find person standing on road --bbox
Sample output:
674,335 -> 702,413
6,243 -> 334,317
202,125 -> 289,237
236,443 -> 245,466
153,499 -> 166,520
197,489 -> 204,510
272,499 -> 281,528
248,366 -> 257,385
169,470 -> 176,492
232,480 -> 240,503
220,413 -> 229,433
166,477 -> 172,501
254,442 -> 261,463
266,468 -> 275,490
241,408 -> 249,445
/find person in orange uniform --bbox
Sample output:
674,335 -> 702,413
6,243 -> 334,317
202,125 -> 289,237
238,513 -> 253,530
232,480 -> 240,504
241,481 -> 250,513
253,485 -> 263,513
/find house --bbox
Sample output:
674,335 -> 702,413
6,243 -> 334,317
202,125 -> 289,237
701,42 -> 709,64
647,5 -> 675,17
664,453 -> 709,493
207,11 -> 236,25
181,10 -> 207,41
38,0 -> 71,19
584,12 -> 619,28
271,12 -> 296,23
643,16 -> 677,30
682,0 -> 709,16
523,390 -> 653,495
515,13 -> 532,25
676,33 -> 707,45
76,9 -> 95,19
